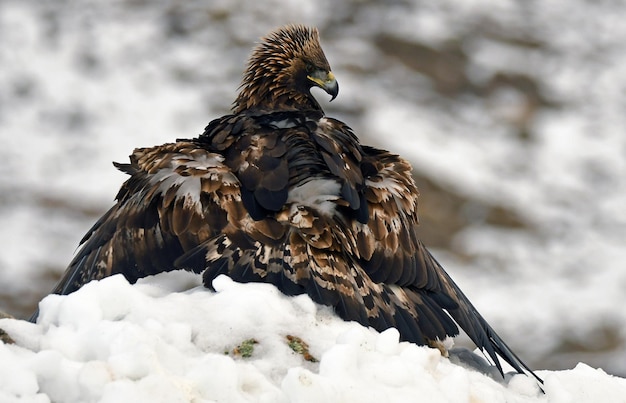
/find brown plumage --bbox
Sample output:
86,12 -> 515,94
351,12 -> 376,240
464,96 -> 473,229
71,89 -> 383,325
32,25 -> 540,384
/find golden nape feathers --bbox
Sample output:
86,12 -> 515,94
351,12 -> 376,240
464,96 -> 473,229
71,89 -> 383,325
234,25 -> 337,113
32,24 -> 541,386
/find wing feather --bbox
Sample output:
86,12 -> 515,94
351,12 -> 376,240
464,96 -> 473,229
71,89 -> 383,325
352,144 -> 540,382
44,141 -> 237,300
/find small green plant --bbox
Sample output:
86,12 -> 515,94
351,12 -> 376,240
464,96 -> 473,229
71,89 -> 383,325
286,335 -> 317,362
232,338 -> 258,358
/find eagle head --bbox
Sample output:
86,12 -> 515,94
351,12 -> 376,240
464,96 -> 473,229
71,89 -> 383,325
233,24 -> 338,113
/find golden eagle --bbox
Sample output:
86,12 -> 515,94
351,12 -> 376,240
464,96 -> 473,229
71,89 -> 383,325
32,25 -> 540,383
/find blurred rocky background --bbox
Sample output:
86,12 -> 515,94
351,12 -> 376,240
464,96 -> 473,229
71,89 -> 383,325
1,0 -> 625,376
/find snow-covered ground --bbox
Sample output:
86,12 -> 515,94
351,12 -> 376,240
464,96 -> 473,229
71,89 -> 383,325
1,0 -> 626,394
2,273 -> 626,403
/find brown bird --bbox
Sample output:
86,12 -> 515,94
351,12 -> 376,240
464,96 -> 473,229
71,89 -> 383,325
32,24 -> 540,384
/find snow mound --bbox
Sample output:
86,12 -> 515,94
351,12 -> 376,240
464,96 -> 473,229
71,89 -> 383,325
1,273 -> 625,403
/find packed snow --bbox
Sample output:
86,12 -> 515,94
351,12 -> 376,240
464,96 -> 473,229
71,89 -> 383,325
2,273 -> 626,403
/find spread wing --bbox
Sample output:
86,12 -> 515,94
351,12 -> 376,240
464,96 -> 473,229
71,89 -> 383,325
355,145 -> 538,380
46,140 -> 242,298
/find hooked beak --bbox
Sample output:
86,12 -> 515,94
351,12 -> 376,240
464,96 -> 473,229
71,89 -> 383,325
308,70 -> 339,101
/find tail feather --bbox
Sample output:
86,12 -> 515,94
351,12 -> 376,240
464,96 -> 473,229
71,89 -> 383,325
425,250 -> 543,384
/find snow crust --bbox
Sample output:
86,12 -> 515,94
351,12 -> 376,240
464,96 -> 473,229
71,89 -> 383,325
2,273 -> 625,403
